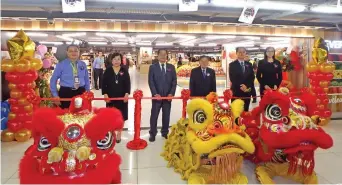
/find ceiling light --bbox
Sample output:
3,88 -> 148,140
266,37 -> 291,41
39,41 -> 63,45
88,42 -> 108,45
111,42 -> 128,45
244,36 -> 260,40
136,42 -> 151,46
172,34 -> 196,39
205,35 -> 236,39
62,32 -> 87,37
180,43 -> 195,46
199,43 -> 217,47
95,32 -> 126,38
246,47 -> 260,50
110,0 -> 208,5
258,1 -> 306,11
155,43 -> 173,46
260,44 -> 288,48
311,5 -> 342,14
7,32 -> 48,37
136,34 -> 166,38
225,41 -> 255,46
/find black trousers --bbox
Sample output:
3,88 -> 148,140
251,84 -> 257,100
149,100 -> 171,137
94,68 -> 103,89
58,86 -> 86,109
231,97 -> 251,112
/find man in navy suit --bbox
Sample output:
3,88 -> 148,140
229,47 -> 255,111
148,49 -> 177,142
189,55 -> 216,97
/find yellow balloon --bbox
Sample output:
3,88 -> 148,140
317,49 -> 327,64
8,83 -> 17,90
319,118 -> 330,126
8,113 -> 16,120
24,104 -> 33,112
18,98 -> 29,106
1,129 -> 15,142
1,59 -> 15,72
15,129 -> 32,142
30,58 -> 43,71
15,59 -> 31,72
10,89 -> 22,99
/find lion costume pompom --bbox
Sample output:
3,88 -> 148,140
243,88 -> 333,184
161,92 -> 255,184
19,92 -> 123,184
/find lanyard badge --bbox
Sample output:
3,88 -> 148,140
71,62 -> 80,89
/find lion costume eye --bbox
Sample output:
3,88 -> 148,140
96,132 -> 113,150
38,137 -> 51,151
193,110 -> 207,124
265,104 -> 282,121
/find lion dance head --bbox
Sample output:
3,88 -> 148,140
19,92 -> 123,184
245,88 -> 333,183
161,92 -> 255,184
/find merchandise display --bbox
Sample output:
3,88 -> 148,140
243,88 -> 333,184
1,30 -> 42,142
20,92 -> 123,184
161,92 -> 255,184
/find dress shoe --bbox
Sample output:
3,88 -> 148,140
162,135 -> 168,139
252,99 -> 257,103
149,136 -> 155,142
116,139 -> 121,143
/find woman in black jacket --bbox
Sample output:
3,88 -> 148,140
256,47 -> 283,96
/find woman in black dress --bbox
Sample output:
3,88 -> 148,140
102,53 -> 131,143
256,47 -> 283,96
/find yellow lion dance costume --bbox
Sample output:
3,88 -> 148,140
161,93 -> 255,184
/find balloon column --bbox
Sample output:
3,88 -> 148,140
306,38 -> 335,126
1,30 -> 42,142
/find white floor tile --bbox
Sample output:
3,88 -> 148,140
121,169 -> 138,184
115,146 -> 138,170
314,153 -> 342,184
4,178 -> 19,184
137,167 -> 186,184
1,179 -> 9,184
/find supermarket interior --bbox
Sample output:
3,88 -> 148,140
1,0 -> 342,184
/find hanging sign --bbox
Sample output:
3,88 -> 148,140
62,0 -> 85,13
238,5 -> 259,24
179,0 -> 198,12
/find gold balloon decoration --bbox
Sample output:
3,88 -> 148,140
30,58 -> 43,71
318,118 -> 330,126
8,113 -> 16,120
7,30 -> 35,60
1,129 -> 15,142
14,129 -> 32,142
8,83 -> 17,90
1,59 -> 15,72
15,58 -> 31,72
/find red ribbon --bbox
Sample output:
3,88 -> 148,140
181,89 -> 190,118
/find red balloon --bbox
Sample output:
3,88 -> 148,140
11,106 -> 24,114
7,120 -> 23,132
16,83 -> 28,91
23,120 -> 33,129
323,98 -> 329,104
16,113 -> 32,122
23,89 -> 36,97
8,98 -> 18,106
313,111 -> 320,115
310,80 -> 320,86
5,72 -> 21,84
324,73 -> 334,81
23,70 -> 38,83
324,110 -> 332,117
316,73 -> 324,81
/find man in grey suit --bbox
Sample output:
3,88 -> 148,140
148,49 -> 177,142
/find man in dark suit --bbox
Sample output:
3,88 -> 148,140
229,47 -> 255,111
148,49 -> 177,142
189,55 -> 216,97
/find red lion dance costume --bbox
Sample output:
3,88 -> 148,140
243,88 -> 333,184
19,92 -> 123,184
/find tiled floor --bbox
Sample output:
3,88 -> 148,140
1,67 -> 342,184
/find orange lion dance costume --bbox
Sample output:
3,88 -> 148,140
243,88 -> 333,184
19,92 -> 123,184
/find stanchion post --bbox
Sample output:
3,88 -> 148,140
126,89 -> 147,150
181,89 -> 190,118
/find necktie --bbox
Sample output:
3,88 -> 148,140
202,69 -> 206,78
161,64 -> 166,76
240,62 -> 245,73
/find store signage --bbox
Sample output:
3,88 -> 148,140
238,2 -> 259,24
179,0 -> 198,12
329,96 -> 342,104
62,0 -> 85,13
326,40 -> 342,49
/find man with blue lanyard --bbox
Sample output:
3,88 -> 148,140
50,45 -> 90,109
93,51 -> 105,90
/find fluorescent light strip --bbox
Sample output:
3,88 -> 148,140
267,37 -> 291,41
136,34 -> 166,38
155,43 -> 173,46
211,0 -> 305,11
108,0 -> 208,5
136,42 -> 151,46
7,32 -> 48,37
311,5 -> 342,14
96,32 -> 126,38
62,32 -> 87,37
260,44 -> 288,48
172,34 -> 196,39
111,42 -> 128,45
40,41 -> 63,45
205,35 -> 236,39
199,43 -> 217,47
247,47 -> 260,50
180,43 -> 195,46
244,36 -> 261,40
88,42 -> 107,45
